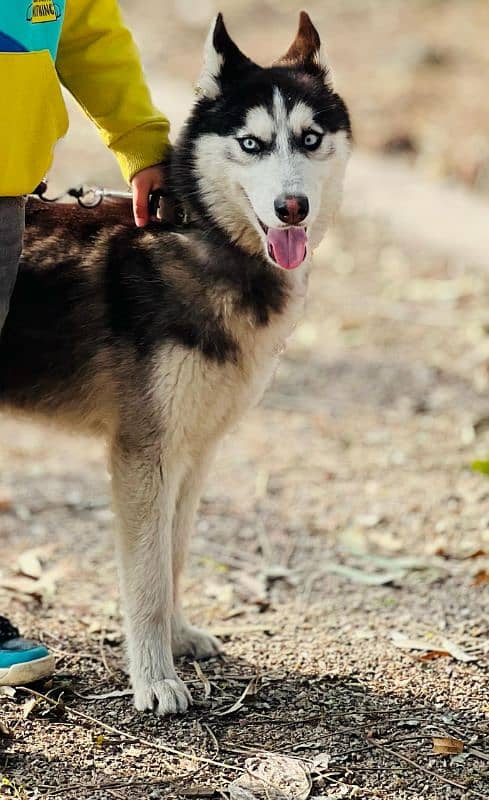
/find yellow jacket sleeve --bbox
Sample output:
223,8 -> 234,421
56,0 -> 170,184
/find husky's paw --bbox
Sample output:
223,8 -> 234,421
133,677 -> 192,715
172,623 -> 222,659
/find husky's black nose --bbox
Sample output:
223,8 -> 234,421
274,194 -> 309,225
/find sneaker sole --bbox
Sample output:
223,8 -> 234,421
0,654 -> 55,686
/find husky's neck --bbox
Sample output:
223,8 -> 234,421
167,134 -> 310,323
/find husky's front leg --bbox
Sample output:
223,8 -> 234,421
171,449 -> 222,660
111,439 -> 191,715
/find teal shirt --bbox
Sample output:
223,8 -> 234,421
0,1 -> 66,59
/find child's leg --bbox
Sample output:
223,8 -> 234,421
0,196 -> 25,333
0,197 -> 55,686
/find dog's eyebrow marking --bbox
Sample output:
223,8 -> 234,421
237,106 -> 274,142
272,88 -> 290,154
288,101 -> 320,136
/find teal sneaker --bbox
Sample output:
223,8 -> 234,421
0,616 -> 54,686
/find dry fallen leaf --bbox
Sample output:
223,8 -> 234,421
193,661 -> 212,700
472,569 -> 489,586
391,632 -> 477,662
440,637 -> 478,663
465,549 -> 487,559
229,755 -> 311,800
1,565 -> 61,604
216,674 -> 261,717
76,689 -> 133,701
322,563 -> 407,586
17,550 -> 43,580
123,745 -> 144,757
0,576 -> 45,599
360,554 -> 431,570
416,651 -> 450,661
311,752 -> 330,771
432,736 -> 464,755
22,697 -> 39,720
0,490 -> 13,513
234,572 -> 267,603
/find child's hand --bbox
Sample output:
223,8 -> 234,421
131,164 -> 167,227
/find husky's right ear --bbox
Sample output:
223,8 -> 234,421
196,13 -> 254,99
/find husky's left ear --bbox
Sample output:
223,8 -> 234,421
197,13 -> 255,99
275,11 -> 333,88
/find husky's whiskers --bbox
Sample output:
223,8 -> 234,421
0,12 -> 351,714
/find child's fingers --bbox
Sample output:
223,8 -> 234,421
132,165 -> 167,226
132,179 -> 150,227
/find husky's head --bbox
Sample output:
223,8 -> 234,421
173,12 -> 351,271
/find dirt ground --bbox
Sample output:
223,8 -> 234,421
1,2 -> 489,799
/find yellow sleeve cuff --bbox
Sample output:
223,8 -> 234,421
109,119 -> 171,183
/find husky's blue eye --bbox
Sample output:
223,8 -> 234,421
239,137 -> 262,154
303,131 -> 323,151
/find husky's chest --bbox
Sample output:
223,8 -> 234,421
155,270 -> 307,446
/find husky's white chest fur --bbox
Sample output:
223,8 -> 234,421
154,268 -> 308,458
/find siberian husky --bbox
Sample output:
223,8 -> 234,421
0,12 -> 351,714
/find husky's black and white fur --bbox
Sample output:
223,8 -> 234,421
0,13 -> 351,714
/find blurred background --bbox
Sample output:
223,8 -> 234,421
53,0 -> 489,193
1,3 -> 488,796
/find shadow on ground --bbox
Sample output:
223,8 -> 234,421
1,645 -> 487,799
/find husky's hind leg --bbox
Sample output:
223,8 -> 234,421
171,448 -> 222,659
111,433 -> 191,715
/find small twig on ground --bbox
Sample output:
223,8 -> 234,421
99,627 -> 115,677
202,722 -> 220,757
40,643 -> 107,665
194,660 -> 212,700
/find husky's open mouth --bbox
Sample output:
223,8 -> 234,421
257,218 -> 308,270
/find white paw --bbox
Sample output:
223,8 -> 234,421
172,623 -> 222,659
133,676 -> 192,715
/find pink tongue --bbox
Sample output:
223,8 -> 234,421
267,227 -> 307,270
